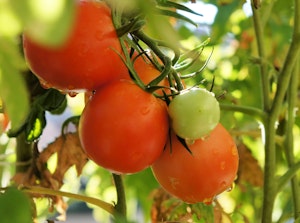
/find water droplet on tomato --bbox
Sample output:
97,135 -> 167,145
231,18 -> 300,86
220,161 -> 226,170
140,106 -> 150,115
186,139 -> 195,145
39,80 -> 51,89
95,31 -> 104,40
78,43 -> 88,56
68,92 -> 78,97
231,146 -> 238,156
226,185 -> 233,192
220,180 -> 227,188
203,197 -> 214,205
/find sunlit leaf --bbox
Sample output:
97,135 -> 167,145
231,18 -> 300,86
0,37 -> 29,132
9,0 -> 77,46
0,187 -> 32,223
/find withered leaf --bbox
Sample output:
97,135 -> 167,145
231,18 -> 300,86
39,132 -> 89,186
12,132 -> 88,221
236,143 -> 264,187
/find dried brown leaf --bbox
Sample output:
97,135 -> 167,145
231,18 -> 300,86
236,143 -> 264,187
12,132 -> 88,221
46,132 -> 89,185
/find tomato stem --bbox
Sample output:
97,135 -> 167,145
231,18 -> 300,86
112,174 -> 127,220
16,132 -> 32,173
132,30 -> 185,92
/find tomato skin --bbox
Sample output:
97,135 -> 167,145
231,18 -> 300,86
23,0 -> 127,92
79,80 -> 169,174
151,124 -> 239,204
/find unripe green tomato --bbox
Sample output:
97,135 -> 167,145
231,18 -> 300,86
168,88 -> 220,140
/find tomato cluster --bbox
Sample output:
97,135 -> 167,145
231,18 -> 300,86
23,0 -> 238,204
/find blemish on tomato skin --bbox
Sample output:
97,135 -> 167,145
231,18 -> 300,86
169,177 -> 179,190
231,145 -> 238,156
140,106 -> 150,115
220,161 -> 226,170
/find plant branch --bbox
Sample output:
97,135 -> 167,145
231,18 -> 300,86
270,0 -> 300,117
21,185 -> 115,215
251,0 -> 271,111
277,161 -> 300,194
220,103 -> 266,122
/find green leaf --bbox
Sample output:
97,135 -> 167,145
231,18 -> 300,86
35,88 -> 66,113
0,187 -> 33,223
210,0 -> 242,44
9,0 -> 76,47
0,37 -> 29,132
157,0 -> 202,17
25,107 -> 46,142
146,14 -> 180,50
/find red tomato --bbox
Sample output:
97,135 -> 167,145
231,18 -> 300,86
23,0 -> 127,92
79,80 -> 169,174
151,124 -> 239,204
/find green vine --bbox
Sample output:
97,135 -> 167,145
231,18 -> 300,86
249,0 -> 300,222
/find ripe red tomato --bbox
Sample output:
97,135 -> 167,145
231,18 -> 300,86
151,124 -> 239,204
23,0 -> 127,92
79,80 -> 169,174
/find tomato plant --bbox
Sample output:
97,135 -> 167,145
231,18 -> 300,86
22,0 -> 127,92
151,123 -> 238,204
168,87 -> 220,140
79,80 -> 169,174
132,54 -> 170,95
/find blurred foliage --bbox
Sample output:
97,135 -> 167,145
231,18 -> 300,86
0,0 -> 299,223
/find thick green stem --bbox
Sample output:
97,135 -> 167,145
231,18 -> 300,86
284,63 -> 300,218
251,0 -> 271,111
112,174 -> 127,220
261,117 -> 277,223
16,132 -> 32,173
